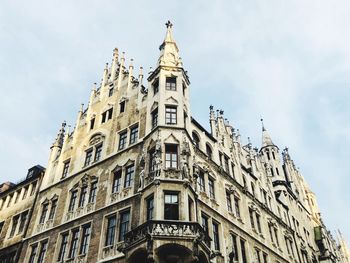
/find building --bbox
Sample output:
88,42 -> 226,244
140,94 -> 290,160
0,21 -> 349,263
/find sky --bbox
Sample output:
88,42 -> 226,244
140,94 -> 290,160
0,0 -> 349,242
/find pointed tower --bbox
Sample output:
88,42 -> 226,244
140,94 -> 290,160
146,21 -> 191,134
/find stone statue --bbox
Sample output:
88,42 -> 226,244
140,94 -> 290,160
181,155 -> 189,180
138,169 -> 145,192
154,154 -> 162,177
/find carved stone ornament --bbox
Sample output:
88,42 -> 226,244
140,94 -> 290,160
89,133 -> 104,146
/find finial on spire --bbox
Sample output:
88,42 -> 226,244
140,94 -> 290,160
260,117 -> 266,131
165,20 -> 173,28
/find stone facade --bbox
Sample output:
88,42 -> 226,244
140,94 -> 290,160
0,21 -> 349,263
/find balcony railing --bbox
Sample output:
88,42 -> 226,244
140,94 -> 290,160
124,220 -> 211,249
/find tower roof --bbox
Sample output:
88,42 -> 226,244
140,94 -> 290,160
157,21 -> 183,68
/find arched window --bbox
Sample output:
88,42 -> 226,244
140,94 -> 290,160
206,143 -> 213,159
192,132 -> 200,148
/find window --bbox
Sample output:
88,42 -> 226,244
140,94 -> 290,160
256,213 -> 262,233
146,195 -> 154,221
165,106 -> 177,124
107,108 -> 113,120
149,148 -> 156,174
263,253 -> 268,263
37,240 -> 48,263
206,144 -> 212,159
208,178 -> 215,199
39,203 -> 48,224
241,239 -> 247,263
14,191 -> 19,204
94,144 -> 102,162
129,125 -> 139,144
192,132 -> 200,148
124,165 -> 134,188
69,229 -> 80,259
119,210 -> 130,241
226,191 -> 232,212
198,171 -> 205,192
112,170 -> 122,193
274,227 -> 280,246
152,79 -> 159,94
28,244 -> 38,263
164,193 -> 179,220
80,224 -> 91,255
105,215 -> 116,246
182,82 -> 186,95
84,149 -> 93,166
68,191 -> 77,212
62,160 -> 70,178
151,108 -> 158,129
7,195 -> 12,207
79,186 -> 88,207
224,156 -> 229,173
88,182 -> 97,203
22,187 -> 28,200
249,208 -> 255,230
58,233 -> 69,262
108,87 -> 114,97
212,222 -> 220,251
231,163 -> 235,178
90,118 -> 95,130
272,151 -> 276,160
30,182 -> 37,196
201,214 -> 209,235
18,211 -> 28,233
188,197 -> 193,221
231,234 -> 239,261
118,131 -> 127,150
0,221 -> 4,235
101,111 -> 107,123
165,144 -> 178,169
255,248 -> 261,263
269,224 -> 274,243
120,101 -> 126,113
234,196 -> 240,218
166,77 -> 177,90
266,150 -> 271,160
251,182 -> 255,196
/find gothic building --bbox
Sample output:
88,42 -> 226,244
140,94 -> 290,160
0,21 -> 349,263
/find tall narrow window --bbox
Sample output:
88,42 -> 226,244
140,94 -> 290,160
152,79 -> 159,95
108,87 -> 114,97
149,148 -> 156,174
192,132 -> 200,148
274,228 -> 280,246
124,165 -> 134,188
105,215 -> 116,246
119,210 -> 130,241
165,144 -> 178,169
212,222 -> 220,251
129,125 -> 139,144
208,178 -> 215,199
90,118 -> 95,130
231,234 -> 239,261
39,203 -> 48,224
101,111 -> 107,123
234,196 -> 241,218
88,181 -> 97,203
151,108 -> 158,129
62,160 -> 70,178
69,229 -> 80,259
206,144 -> 212,159
22,187 -> 28,200
201,214 -> 209,235
256,213 -> 262,233
164,193 -> 179,220
251,182 -> 255,196
28,244 -> 38,263
58,233 -> 69,262
94,144 -> 103,162
226,191 -> 232,212
79,186 -> 88,207
112,170 -> 122,193
68,191 -> 78,212
249,208 -> 255,230
118,131 -> 127,150
146,195 -> 154,221
165,106 -> 177,124
166,77 -> 177,90
120,101 -> 126,113
255,248 -> 261,263
107,108 -> 113,120
241,240 -> 247,263
231,163 -> 236,178
30,182 -> 37,196
198,171 -> 205,192
80,224 -> 91,255
188,197 -> 193,221
263,253 -> 268,263
224,156 -> 229,173
18,211 -> 28,233
37,240 -> 48,263
84,149 -> 93,166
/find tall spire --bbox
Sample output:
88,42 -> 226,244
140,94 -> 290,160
157,21 -> 183,67
52,121 -> 66,148
261,118 -> 275,148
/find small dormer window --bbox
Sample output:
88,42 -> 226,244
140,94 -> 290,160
90,118 -> 95,130
108,87 -> 114,97
165,77 -> 176,91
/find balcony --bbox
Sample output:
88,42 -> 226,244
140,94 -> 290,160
124,220 -> 211,250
